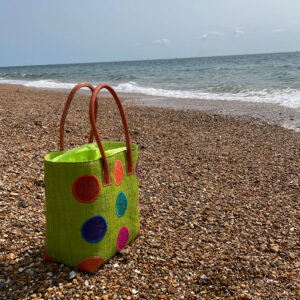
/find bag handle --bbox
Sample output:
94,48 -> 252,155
89,83 -> 134,186
59,82 -> 98,151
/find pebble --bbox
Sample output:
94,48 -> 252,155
270,244 -> 280,253
119,248 -> 130,254
289,252 -> 296,259
132,289 -> 138,295
0,85 -> 299,300
28,269 -> 35,275
0,283 -> 6,291
18,200 -> 29,208
68,271 -> 76,280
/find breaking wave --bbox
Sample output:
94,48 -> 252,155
115,81 -> 300,108
0,78 -> 300,108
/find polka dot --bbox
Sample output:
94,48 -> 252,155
77,257 -> 104,273
44,250 -> 55,262
113,160 -> 124,186
73,175 -> 100,204
116,192 -> 128,217
135,160 -> 139,180
117,226 -> 129,251
81,216 -> 107,243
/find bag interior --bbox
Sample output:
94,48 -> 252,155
45,142 -> 129,162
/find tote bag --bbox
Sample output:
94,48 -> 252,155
44,83 -> 139,272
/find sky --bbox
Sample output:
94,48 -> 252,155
0,0 -> 300,66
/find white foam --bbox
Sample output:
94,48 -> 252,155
0,78 -> 76,90
114,81 -> 300,108
1,78 -> 300,108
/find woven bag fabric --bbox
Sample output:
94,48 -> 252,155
44,83 -> 140,272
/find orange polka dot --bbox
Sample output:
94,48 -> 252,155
113,160 -> 124,186
77,257 -> 104,273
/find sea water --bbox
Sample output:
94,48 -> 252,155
0,52 -> 300,108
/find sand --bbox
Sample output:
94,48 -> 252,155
0,84 -> 299,299
124,93 -> 300,132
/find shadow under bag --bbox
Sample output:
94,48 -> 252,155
44,83 -> 140,272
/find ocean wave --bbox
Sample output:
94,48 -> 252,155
114,81 -> 300,108
0,78 -> 76,89
0,72 -> 46,79
0,78 -> 299,108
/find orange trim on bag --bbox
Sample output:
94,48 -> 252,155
77,257 -> 104,273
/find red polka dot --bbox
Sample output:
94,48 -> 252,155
73,175 -> 100,204
77,257 -> 104,273
44,250 -> 55,262
113,160 -> 124,186
117,226 -> 129,251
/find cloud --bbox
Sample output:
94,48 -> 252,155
209,31 -> 223,36
131,42 -> 141,47
200,31 -> 223,40
233,27 -> 245,38
272,29 -> 284,33
154,38 -> 170,46
201,34 -> 209,40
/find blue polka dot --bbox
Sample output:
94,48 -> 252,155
81,216 -> 107,243
116,192 -> 128,217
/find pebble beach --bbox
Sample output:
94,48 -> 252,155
0,84 -> 299,299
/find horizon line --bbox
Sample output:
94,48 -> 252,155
0,50 -> 298,68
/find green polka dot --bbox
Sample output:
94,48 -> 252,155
116,192 -> 128,217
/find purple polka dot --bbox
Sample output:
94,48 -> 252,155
117,226 -> 129,251
81,216 -> 107,243
135,161 -> 139,180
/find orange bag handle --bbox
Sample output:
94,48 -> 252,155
59,82 -> 98,151
89,83 -> 134,186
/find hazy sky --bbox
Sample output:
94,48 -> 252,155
0,0 -> 300,66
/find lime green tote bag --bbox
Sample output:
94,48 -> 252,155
44,83 -> 139,272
